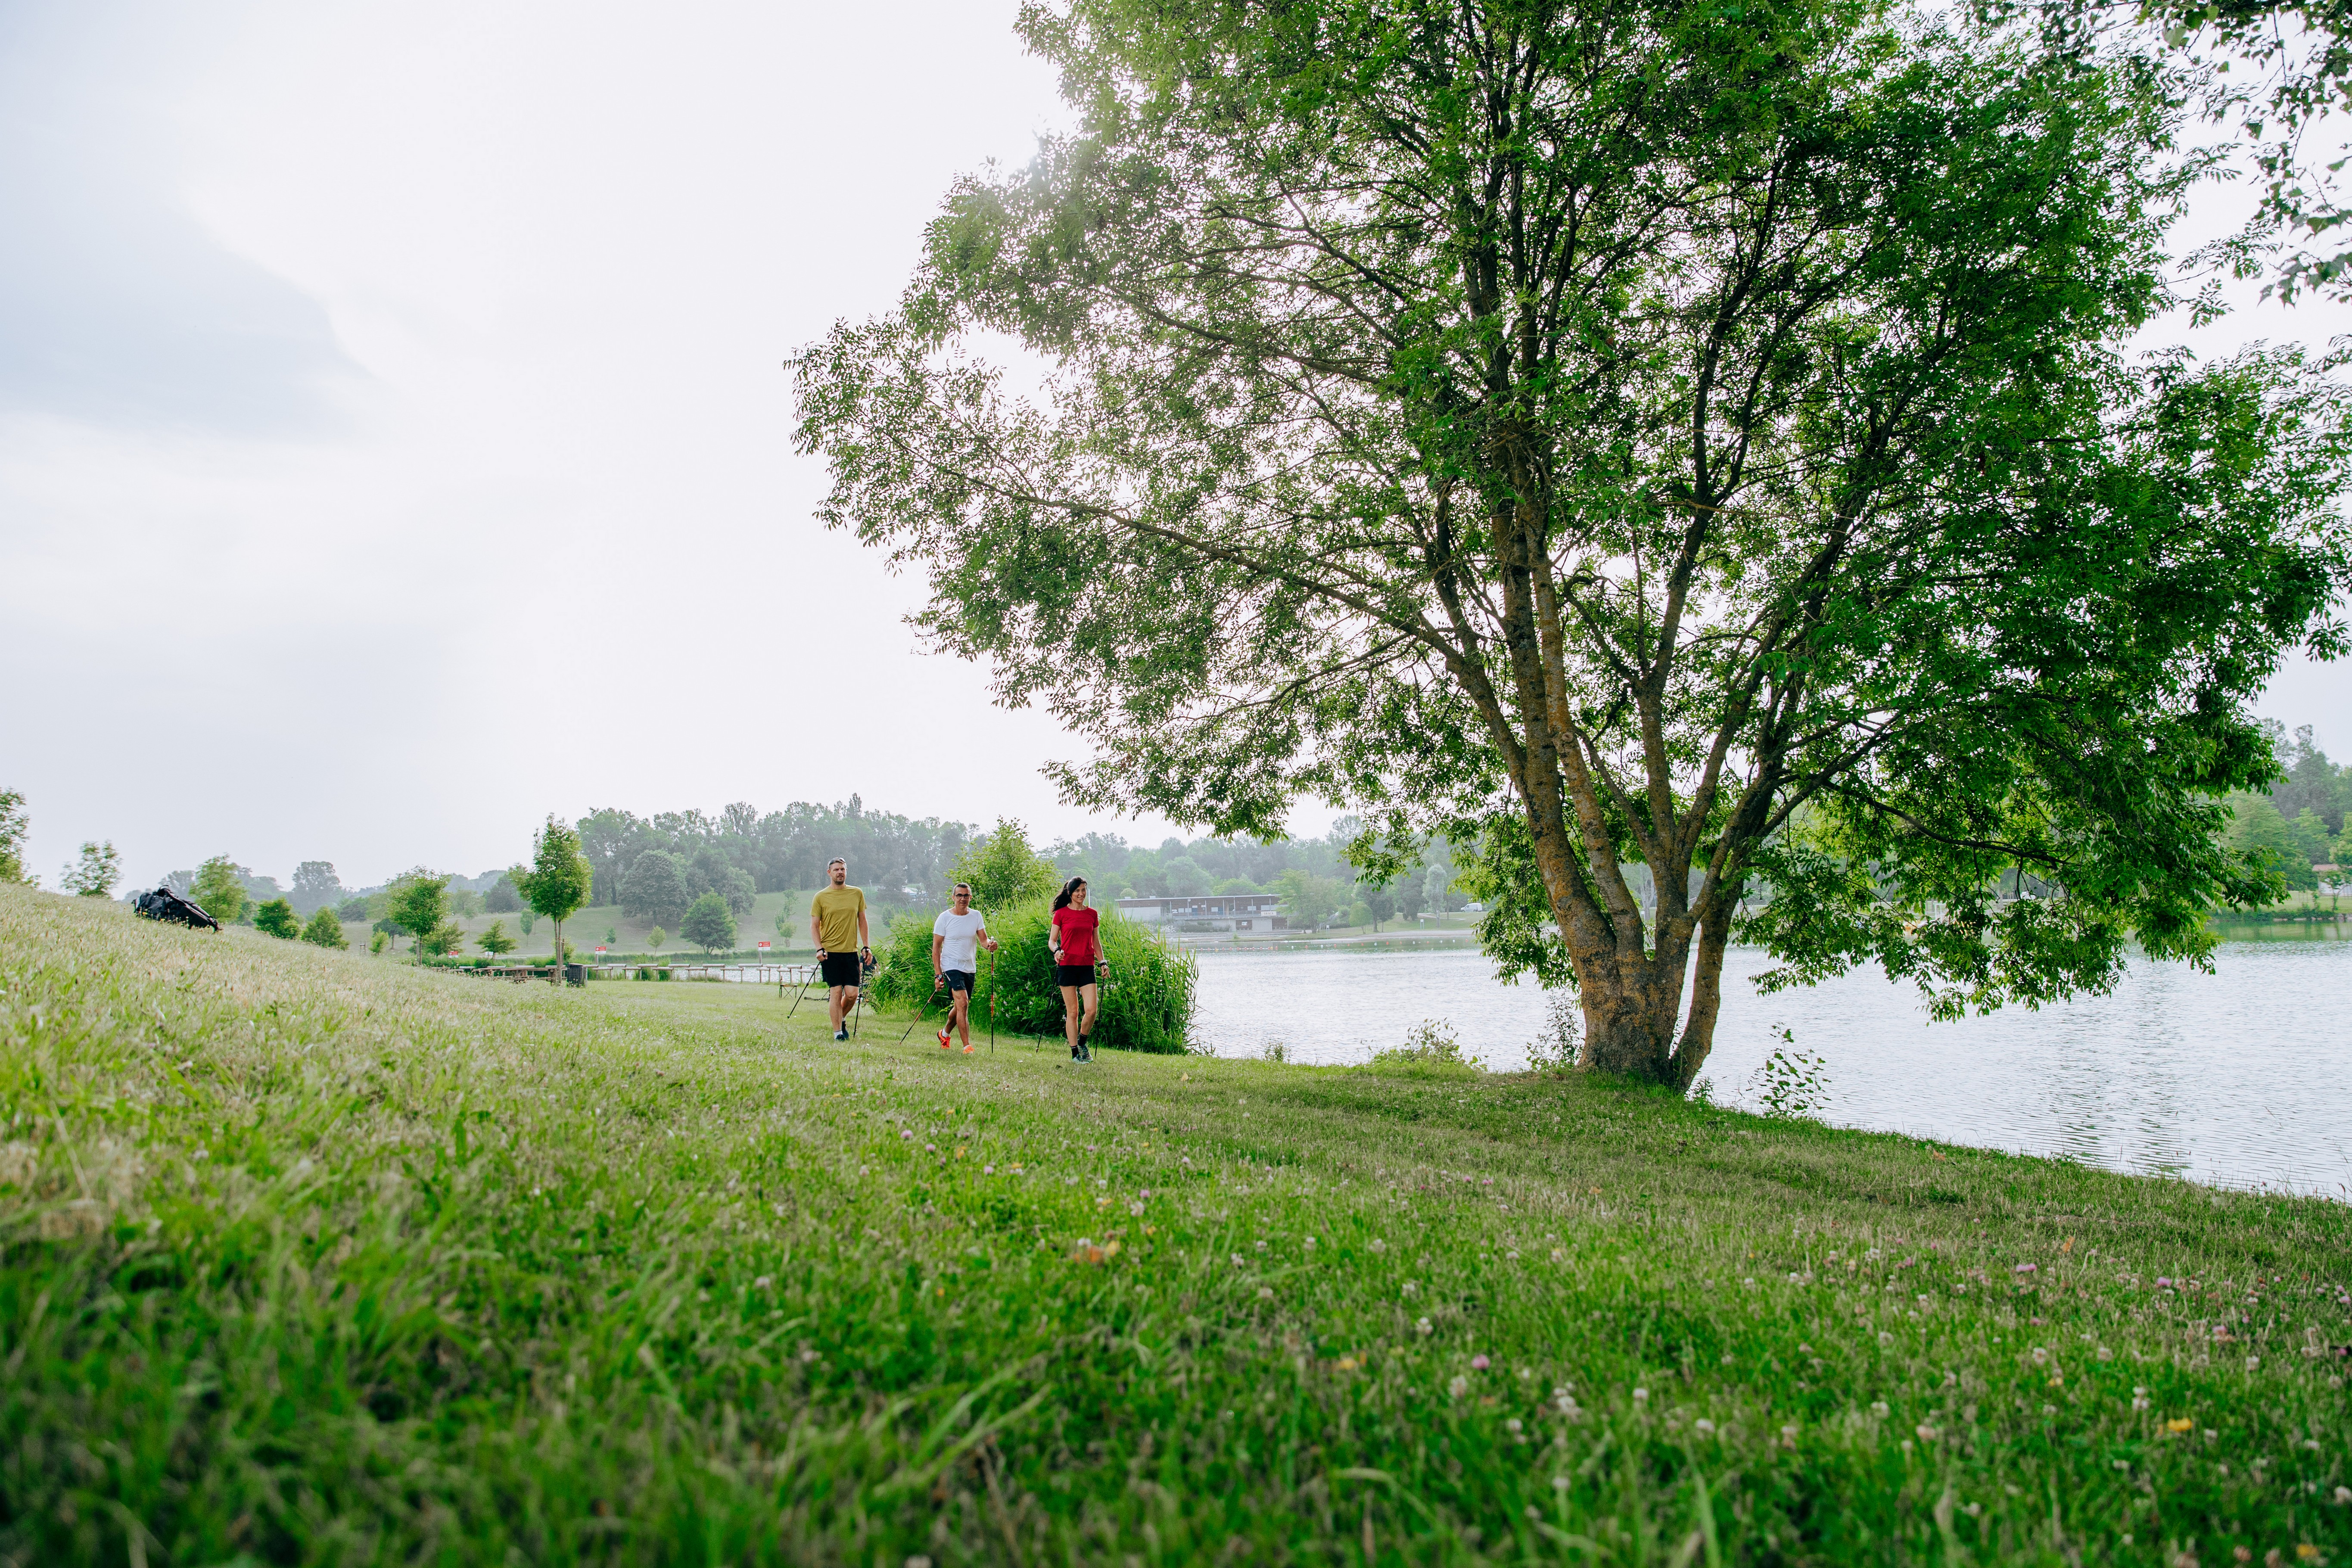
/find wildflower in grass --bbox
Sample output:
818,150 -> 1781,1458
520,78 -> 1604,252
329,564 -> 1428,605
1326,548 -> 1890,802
1871,1401 -> 1889,1417
1879,1332 -> 1895,1348
1471,1354 -> 1490,1370
1695,1418 -> 1717,1436
2246,1355 -> 2260,1370
1633,1387 -> 1649,1403
2097,1346 -> 2114,1361
1369,1238 -> 1385,1253
1231,1254 -> 1245,1266
1552,1248 -> 1566,1263
2042,1403 -> 2057,1416
2336,1486 -> 2352,1504
2016,1263 -> 2037,1275
1552,1475 -> 1571,1492
1416,1316 -> 1433,1335
2133,1387 -> 2152,1410
1258,1286 -> 1273,1300
1743,1277 -> 1756,1288
1781,1425 -> 1798,1446
1448,1375 -> 1468,1398
1401,1280 -> 1419,1297
1916,1424 -> 1940,1442
984,1165 -> 994,1174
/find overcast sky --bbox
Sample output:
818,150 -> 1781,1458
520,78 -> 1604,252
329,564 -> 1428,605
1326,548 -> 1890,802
2,1 -> 2347,893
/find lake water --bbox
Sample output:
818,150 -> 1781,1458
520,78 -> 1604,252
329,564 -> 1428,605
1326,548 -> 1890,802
1188,929 -> 2352,1197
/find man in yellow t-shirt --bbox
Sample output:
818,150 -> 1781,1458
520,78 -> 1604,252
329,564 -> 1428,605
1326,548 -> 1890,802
808,857 -> 870,1040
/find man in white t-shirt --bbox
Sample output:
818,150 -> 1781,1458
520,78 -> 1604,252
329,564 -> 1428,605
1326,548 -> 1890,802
929,882 -> 999,1053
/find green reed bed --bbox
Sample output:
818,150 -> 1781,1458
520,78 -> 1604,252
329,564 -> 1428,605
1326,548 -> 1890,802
0,885 -> 2346,1566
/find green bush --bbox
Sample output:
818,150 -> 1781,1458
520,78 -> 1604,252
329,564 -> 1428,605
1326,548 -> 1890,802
252,898 -> 300,940
867,902 -> 1195,1052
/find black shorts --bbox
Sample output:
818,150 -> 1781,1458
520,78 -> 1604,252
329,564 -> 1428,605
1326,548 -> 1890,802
820,952 -> 863,988
942,968 -> 974,993
1056,963 -> 1098,989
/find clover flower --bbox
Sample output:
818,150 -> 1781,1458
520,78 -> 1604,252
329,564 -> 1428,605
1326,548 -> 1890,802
1416,1316 -> 1433,1335
1448,1375 -> 1468,1398
2032,1347 -> 2049,1365
1870,1401 -> 1889,1417
1694,1418 -> 1717,1436
1878,1332 -> 1895,1348
1401,1280 -> 1419,1297
1471,1354 -> 1490,1370
1633,1387 -> 1649,1403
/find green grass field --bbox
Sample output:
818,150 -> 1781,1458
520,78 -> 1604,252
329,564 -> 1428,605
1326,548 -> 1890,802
4,885 -> 2347,1566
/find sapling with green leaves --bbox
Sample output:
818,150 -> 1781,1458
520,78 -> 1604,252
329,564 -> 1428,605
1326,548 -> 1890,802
60,840 -> 120,899
516,816 -> 592,980
0,790 -> 28,886
386,871 -> 451,955
477,919 -> 516,956
190,857 -> 247,925
252,898 -> 301,940
300,905 -> 349,949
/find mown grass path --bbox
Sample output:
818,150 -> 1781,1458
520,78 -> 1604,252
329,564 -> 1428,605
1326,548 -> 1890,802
2,887 -> 2346,1565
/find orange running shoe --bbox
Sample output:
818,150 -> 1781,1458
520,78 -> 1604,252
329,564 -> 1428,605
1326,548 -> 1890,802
937,1028 -> 952,1049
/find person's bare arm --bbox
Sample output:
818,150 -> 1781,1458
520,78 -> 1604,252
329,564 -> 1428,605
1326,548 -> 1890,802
931,932 -> 946,977
809,905 -> 824,952
857,905 -> 871,953
980,920 -> 997,952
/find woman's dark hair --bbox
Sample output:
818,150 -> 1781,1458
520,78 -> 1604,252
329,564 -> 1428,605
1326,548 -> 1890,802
1052,877 -> 1087,912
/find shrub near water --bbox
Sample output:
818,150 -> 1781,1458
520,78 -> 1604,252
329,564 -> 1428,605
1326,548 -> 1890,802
870,900 -> 1195,1052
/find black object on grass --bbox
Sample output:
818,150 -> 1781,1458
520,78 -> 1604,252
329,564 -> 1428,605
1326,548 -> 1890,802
133,886 -> 221,932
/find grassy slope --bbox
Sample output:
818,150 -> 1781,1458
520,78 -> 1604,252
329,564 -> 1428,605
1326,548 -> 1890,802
3,887 -> 2347,1567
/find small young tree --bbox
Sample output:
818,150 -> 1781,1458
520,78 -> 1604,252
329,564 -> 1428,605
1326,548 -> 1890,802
516,815 -> 593,980
952,818 -> 1060,910
387,872 -> 451,952
0,789 -> 28,885
681,891 -> 737,953
478,919 -> 516,956
418,919 -> 467,958
60,840 -> 121,898
647,926 -> 666,951
369,930 -> 388,955
252,898 -> 301,939
191,857 -> 249,924
301,904 -> 349,949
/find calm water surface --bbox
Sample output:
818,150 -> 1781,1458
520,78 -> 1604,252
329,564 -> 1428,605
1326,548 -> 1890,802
1188,930 -> 2352,1196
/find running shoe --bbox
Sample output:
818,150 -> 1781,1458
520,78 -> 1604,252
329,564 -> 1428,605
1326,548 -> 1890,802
834,1027 -> 848,1042
938,1028 -> 952,1049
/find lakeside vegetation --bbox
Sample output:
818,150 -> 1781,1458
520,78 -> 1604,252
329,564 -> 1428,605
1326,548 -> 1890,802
5,887 -> 2349,1565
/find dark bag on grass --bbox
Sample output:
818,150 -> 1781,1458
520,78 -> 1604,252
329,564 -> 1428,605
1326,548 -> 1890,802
134,885 -> 221,932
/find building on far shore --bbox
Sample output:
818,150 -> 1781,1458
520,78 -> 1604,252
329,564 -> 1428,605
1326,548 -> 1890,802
1115,892 -> 1285,932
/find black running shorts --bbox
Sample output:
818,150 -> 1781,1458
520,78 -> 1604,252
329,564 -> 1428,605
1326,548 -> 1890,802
942,968 -> 974,993
821,952 -> 863,988
1055,963 -> 1097,989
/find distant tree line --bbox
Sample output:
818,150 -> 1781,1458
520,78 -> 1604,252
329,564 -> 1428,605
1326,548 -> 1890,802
2221,722 -> 2352,895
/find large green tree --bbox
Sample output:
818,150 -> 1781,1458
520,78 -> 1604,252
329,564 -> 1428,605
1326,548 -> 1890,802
190,858 -> 249,926
796,0 -> 2352,1087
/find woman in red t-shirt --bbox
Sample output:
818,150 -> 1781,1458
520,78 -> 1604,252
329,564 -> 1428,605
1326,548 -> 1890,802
1048,877 -> 1103,1062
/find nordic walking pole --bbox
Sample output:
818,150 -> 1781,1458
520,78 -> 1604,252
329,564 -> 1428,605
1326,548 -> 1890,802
986,945 -> 996,1055
850,950 -> 874,1039
786,962 -> 812,1015
897,974 -> 944,1045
